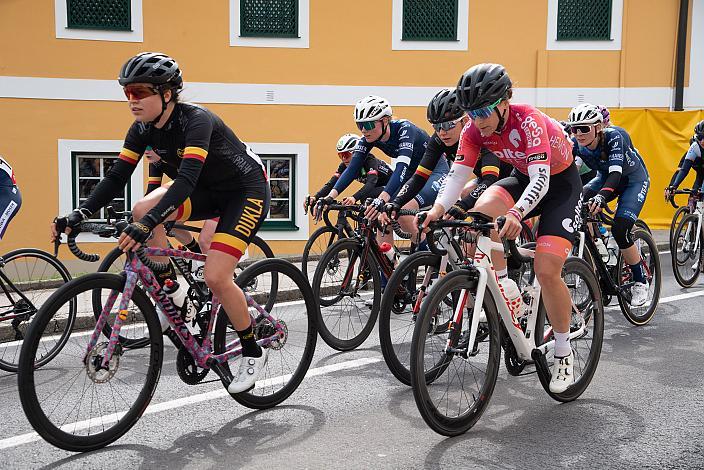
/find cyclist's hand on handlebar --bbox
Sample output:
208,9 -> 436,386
446,200 -> 469,221
416,205 -> 443,232
664,186 -> 675,201
498,210 -> 522,240
304,195 -> 315,212
118,221 -> 153,252
341,196 -> 357,206
50,208 -> 91,242
364,197 -> 386,220
383,201 -> 401,220
587,194 -> 606,215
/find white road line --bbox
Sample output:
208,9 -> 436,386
0,356 -> 382,450
605,288 -> 704,312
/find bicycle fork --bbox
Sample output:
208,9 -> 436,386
445,267 -> 488,356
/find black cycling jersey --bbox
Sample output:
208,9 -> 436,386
671,141 -> 704,190
146,160 -> 178,194
314,153 -> 392,201
80,102 -> 266,228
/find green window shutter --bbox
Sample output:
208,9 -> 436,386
402,0 -> 458,42
240,0 -> 299,38
557,0 -> 612,41
66,0 -> 131,31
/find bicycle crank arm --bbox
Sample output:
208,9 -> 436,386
530,349 -> 553,395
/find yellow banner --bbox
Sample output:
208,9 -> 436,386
610,109 -> 704,228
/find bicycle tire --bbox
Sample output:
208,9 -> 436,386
670,206 -> 690,251
301,226 -> 339,282
378,250 -> 442,385
410,269 -> 501,436
535,257 -> 604,402
0,248 -> 73,372
615,229 -> 661,325
239,236 -> 277,313
312,238 -> 381,351
671,214 -> 703,287
17,273 -> 163,452
213,259 -> 317,409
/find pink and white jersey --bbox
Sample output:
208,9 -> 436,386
456,103 -> 573,176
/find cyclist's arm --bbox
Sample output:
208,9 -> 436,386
80,126 -> 146,215
314,163 -> 345,199
511,113 -> 552,218
458,148 -> 500,209
434,125 -> 479,211
383,122 -> 419,198
671,144 -> 700,189
669,154 -> 687,187
141,116 -> 213,228
595,130 -> 626,200
146,162 -> 164,195
352,156 -> 381,202
391,134 -> 443,208
331,142 -> 370,196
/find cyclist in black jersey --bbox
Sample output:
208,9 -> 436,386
51,52 -> 271,393
306,133 -> 392,218
666,121 -> 704,200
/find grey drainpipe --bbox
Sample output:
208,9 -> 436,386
674,0 -> 690,110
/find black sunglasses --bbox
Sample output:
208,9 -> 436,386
432,118 -> 462,132
571,125 -> 594,134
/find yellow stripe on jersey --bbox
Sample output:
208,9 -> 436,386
119,147 -> 140,164
415,166 -> 432,178
210,233 -> 248,257
184,146 -> 208,160
482,165 -> 500,176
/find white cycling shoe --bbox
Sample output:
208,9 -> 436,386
228,348 -> 269,394
630,281 -> 649,307
549,351 -> 574,394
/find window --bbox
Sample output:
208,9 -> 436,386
66,0 -> 131,31
557,0 -> 612,41
391,0 -> 468,51
546,0 -> 622,51
240,0 -> 298,38
73,153 -> 131,221
402,0 -> 457,41
261,155 -> 296,230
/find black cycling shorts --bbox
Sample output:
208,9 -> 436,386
173,170 -> 270,259
492,163 -> 582,259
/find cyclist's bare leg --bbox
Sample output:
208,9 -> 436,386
460,179 -> 479,200
199,219 -> 217,252
621,244 -> 640,265
533,252 -> 571,333
131,187 -> 179,264
204,250 -> 250,330
170,228 -> 197,247
398,199 -> 422,241
471,189 -> 510,273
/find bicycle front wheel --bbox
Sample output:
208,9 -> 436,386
410,269 -> 501,437
0,248 -> 73,372
670,206 -> 691,252
301,226 -> 340,282
213,259 -> 317,409
617,229 -> 662,325
311,238 -> 381,351
17,273 -> 163,452
672,214 -> 703,288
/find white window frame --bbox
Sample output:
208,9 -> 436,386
547,0 -> 623,51
261,156 -> 294,223
229,0 -> 310,48
58,140 -> 144,243
245,143 -> 309,240
392,0 -> 469,51
54,0 -> 143,42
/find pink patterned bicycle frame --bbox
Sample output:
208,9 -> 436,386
84,246 -> 284,369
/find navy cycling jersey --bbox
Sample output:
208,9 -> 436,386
80,102 -> 266,227
671,141 -> 704,189
572,126 -> 648,199
333,119 -> 429,198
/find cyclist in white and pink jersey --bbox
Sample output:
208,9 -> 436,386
420,63 -> 582,394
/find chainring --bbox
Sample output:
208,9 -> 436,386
176,347 -> 209,385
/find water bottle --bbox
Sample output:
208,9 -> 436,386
162,278 -> 199,334
606,236 -> 619,267
594,225 -> 610,263
379,242 -> 399,268
498,277 -> 525,322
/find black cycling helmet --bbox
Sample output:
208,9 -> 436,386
695,120 -> 704,139
118,52 -> 183,90
456,63 -> 512,111
427,88 -> 464,124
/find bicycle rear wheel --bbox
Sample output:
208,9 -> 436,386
671,214 -> 703,287
617,229 -> 661,325
213,259 -> 317,409
17,273 -> 163,452
535,257 -> 604,402
301,226 -> 341,282
0,248 -> 73,372
410,269 -> 501,437
311,238 -> 381,351
237,236 -> 277,313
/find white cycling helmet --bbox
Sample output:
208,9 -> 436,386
354,95 -> 393,122
567,103 -> 603,126
336,133 -> 360,153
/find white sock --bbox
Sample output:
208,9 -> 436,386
554,331 -> 571,358
496,268 -> 508,279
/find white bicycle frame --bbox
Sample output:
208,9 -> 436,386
680,206 -> 703,256
450,232 -> 587,361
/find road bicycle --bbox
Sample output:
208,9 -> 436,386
17,220 -> 317,452
670,191 -> 704,287
667,188 -> 700,252
409,214 -> 603,436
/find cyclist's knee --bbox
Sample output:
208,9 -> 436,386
534,254 -> 565,291
474,186 -> 512,218
131,197 -> 154,219
461,180 -> 478,200
612,217 -> 635,249
203,251 -> 237,294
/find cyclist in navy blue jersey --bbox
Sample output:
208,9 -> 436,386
666,121 -> 704,200
319,95 -> 438,246
569,103 -> 650,307
0,156 -> 21,239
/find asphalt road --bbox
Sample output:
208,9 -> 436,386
0,247 -> 703,469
